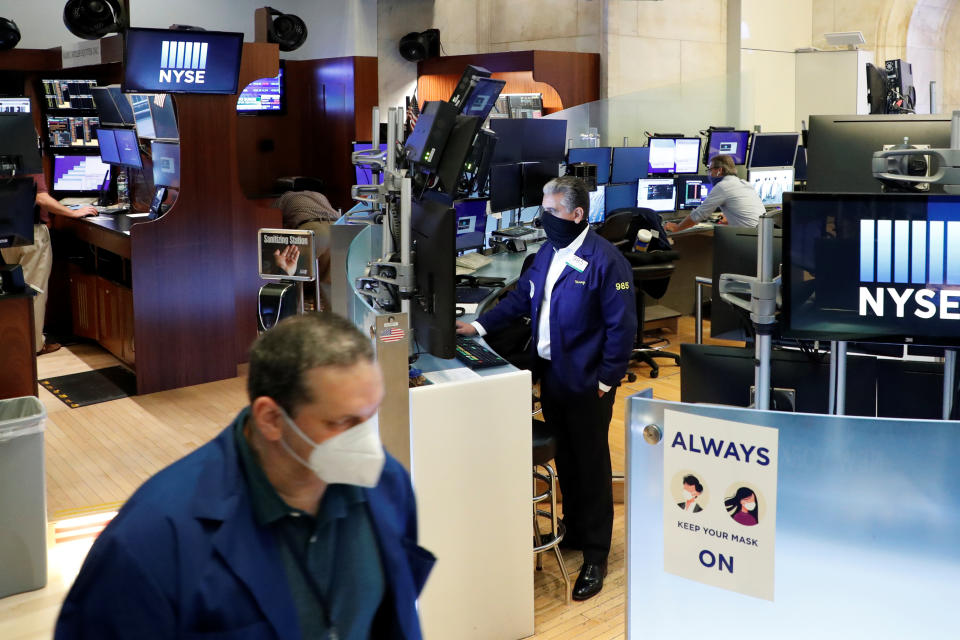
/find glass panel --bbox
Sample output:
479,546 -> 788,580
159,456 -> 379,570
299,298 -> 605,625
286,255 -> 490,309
627,395 -> 958,638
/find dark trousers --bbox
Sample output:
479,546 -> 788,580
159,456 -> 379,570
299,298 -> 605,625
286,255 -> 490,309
539,363 -> 615,564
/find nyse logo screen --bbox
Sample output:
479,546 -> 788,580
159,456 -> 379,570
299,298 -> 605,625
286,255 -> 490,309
124,29 -> 241,94
159,41 -> 208,84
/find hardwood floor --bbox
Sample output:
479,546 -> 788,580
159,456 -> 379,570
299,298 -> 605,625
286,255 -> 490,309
0,317 -> 741,639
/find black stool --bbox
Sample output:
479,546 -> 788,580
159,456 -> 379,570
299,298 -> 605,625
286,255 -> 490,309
532,418 -> 571,602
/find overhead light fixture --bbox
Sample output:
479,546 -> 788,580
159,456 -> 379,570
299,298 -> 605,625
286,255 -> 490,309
0,17 -> 21,51
63,0 -> 126,40
168,24 -> 207,32
399,29 -> 440,63
264,7 -> 307,52
824,31 -> 865,49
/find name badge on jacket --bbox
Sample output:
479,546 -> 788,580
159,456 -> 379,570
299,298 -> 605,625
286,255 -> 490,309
565,255 -> 588,273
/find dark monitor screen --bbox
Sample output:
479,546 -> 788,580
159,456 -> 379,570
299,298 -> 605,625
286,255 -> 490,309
459,77 -> 506,121
794,145 -> 808,181
489,163 -> 522,212
237,67 -> 284,113
783,191 -> 960,345
115,128 -> 143,169
491,118 -> 565,163
0,113 -> 42,175
151,141 -> 180,188
806,114 -> 951,193
91,86 -> 135,126
568,147 -> 612,185
706,130 -> 751,165
648,137 -> 701,174
454,198 -> 487,252
489,119 -> 522,163
637,178 -> 677,212
0,178 -> 37,249
605,182 -> 638,215
123,28 -> 244,95
677,175 -> 712,210
96,128 -> 120,164
711,225 -> 782,341
353,142 -> 387,185
411,198 -> 456,359
52,155 -> 110,194
610,147 -> 649,183
521,161 -> 559,208
748,132 -> 799,169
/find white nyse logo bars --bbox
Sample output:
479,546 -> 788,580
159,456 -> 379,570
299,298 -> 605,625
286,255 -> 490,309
158,41 -> 208,84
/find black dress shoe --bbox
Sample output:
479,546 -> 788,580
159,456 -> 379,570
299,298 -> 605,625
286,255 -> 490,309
572,560 -> 607,601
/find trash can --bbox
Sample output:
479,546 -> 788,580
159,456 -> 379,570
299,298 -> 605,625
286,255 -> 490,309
0,396 -> 47,599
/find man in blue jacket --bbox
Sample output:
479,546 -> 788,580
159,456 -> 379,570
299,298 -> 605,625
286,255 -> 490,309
56,313 -> 435,639
457,176 -> 636,601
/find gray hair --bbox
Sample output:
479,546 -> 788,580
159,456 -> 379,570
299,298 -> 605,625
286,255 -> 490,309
247,312 -> 375,416
710,154 -> 737,176
543,175 -> 590,217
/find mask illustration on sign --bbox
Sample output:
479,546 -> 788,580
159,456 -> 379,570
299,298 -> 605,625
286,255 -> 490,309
725,486 -> 759,526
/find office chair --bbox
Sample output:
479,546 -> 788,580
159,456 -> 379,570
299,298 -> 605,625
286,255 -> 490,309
595,209 -> 635,251
611,207 -> 682,379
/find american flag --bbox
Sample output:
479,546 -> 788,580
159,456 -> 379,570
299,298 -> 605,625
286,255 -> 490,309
380,326 -> 405,343
406,93 -> 420,136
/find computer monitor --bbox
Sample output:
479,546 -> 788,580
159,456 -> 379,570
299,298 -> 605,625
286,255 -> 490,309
52,155 -> 110,195
711,225 -> 783,341
96,128 -> 120,164
0,178 -> 37,250
459,77 -> 506,121
123,28 -> 244,95
610,147 -> 649,183
489,120 -> 522,164
637,178 -> 677,212
411,198 -> 456,359
237,67 -> 285,114
41,79 -> 96,110
46,115 -> 100,148
488,163 -> 523,212
677,175 -> 712,210
648,137 -> 701,175
605,182 -> 638,216
806,114 -> 951,193
0,113 -> 42,175
449,65 -> 492,109
749,168 -> 794,206
521,161 -> 558,208
0,97 -> 29,113
353,142 -> 388,186
588,185 -> 606,224
113,128 -> 143,169
521,119 -> 566,162
454,198 -> 487,252
706,130 -> 751,165
865,63 -> 889,114
794,145 -> 808,181
748,132 -> 800,169
151,141 -> 180,189
782,191 -> 960,346
91,86 -> 135,126
568,147 -> 612,185
129,94 -> 178,140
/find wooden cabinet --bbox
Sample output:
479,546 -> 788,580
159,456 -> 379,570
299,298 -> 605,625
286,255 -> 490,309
95,277 -> 133,367
116,284 -> 135,366
0,295 -> 38,399
68,264 -> 99,340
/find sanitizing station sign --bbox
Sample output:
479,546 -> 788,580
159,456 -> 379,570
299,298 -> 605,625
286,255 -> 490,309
662,410 -> 779,601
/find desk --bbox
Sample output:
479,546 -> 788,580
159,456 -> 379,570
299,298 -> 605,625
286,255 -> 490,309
663,221 -> 715,314
0,292 -> 37,399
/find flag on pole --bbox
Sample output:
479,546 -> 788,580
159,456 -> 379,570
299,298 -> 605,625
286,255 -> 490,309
406,92 -> 420,136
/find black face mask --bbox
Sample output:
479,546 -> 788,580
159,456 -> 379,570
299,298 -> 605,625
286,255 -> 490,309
541,212 -> 587,248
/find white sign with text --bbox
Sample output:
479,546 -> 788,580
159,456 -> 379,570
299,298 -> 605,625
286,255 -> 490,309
662,409 -> 778,601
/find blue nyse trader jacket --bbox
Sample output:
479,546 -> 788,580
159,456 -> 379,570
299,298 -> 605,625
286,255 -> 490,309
478,230 -> 637,393
55,412 -> 435,640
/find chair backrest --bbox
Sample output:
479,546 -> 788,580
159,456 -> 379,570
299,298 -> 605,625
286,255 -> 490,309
595,209 -> 635,249
622,207 -> 673,252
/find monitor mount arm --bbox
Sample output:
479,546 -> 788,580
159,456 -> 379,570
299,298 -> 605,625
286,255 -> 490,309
872,110 -> 960,194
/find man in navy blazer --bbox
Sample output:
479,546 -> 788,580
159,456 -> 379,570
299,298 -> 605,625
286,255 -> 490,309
457,176 -> 636,600
56,313 -> 435,639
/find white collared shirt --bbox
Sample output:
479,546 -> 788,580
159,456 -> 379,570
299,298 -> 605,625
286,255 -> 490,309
689,174 -> 764,227
536,225 -> 589,360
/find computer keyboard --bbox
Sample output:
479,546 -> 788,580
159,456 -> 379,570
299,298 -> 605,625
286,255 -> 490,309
454,335 -> 509,369
455,252 -> 493,271
455,286 -> 495,304
493,225 -> 535,238
94,205 -> 130,215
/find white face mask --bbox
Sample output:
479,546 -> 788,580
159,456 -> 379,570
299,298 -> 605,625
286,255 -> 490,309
682,489 -> 696,501
743,500 -> 757,511
279,408 -> 386,488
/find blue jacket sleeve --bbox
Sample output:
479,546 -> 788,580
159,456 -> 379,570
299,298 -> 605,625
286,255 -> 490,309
475,266 -> 535,334
598,251 -> 638,388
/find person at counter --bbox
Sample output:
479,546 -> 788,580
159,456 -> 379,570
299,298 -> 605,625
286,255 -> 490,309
456,176 -> 637,601
56,313 -> 435,639
663,154 -> 763,233
0,174 -> 96,355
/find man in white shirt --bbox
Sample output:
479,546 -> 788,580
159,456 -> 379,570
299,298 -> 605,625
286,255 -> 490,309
456,176 -> 636,601
664,154 -> 764,232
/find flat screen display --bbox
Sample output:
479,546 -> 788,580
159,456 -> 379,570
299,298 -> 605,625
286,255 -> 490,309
750,168 -> 794,206
568,147 -> 612,185
706,130 -> 750,165
610,147 -> 649,183
588,185 -> 606,224
91,86 -> 135,126
783,192 -> 960,345
151,141 -> 180,188
42,79 -> 96,110
489,163 -> 522,212
459,77 -> 506,121
0,97 -> 30,113
637,178 -> 677,212
748,132 -> 800,169
97,128 -> 120,164
677,176 -> 711,210
115,128 -> 143,169
454,198 -> 487,252
606,182 -> 638,216
648,137 -> 701,175
123,28 -> 243,95
237,68 -> 284,113
52,155 -> 110,193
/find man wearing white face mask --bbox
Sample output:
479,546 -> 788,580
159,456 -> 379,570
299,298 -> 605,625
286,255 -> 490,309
56,313 -> 435,640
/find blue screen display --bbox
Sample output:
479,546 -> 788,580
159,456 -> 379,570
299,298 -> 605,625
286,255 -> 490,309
115,128 -> 142,169
123,28 -> 243,95
707,130 -> 750,165
568,147 -> 612,185
611,147 -> 649,183
605,182 -> 638,215
97,128 -> 120,164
